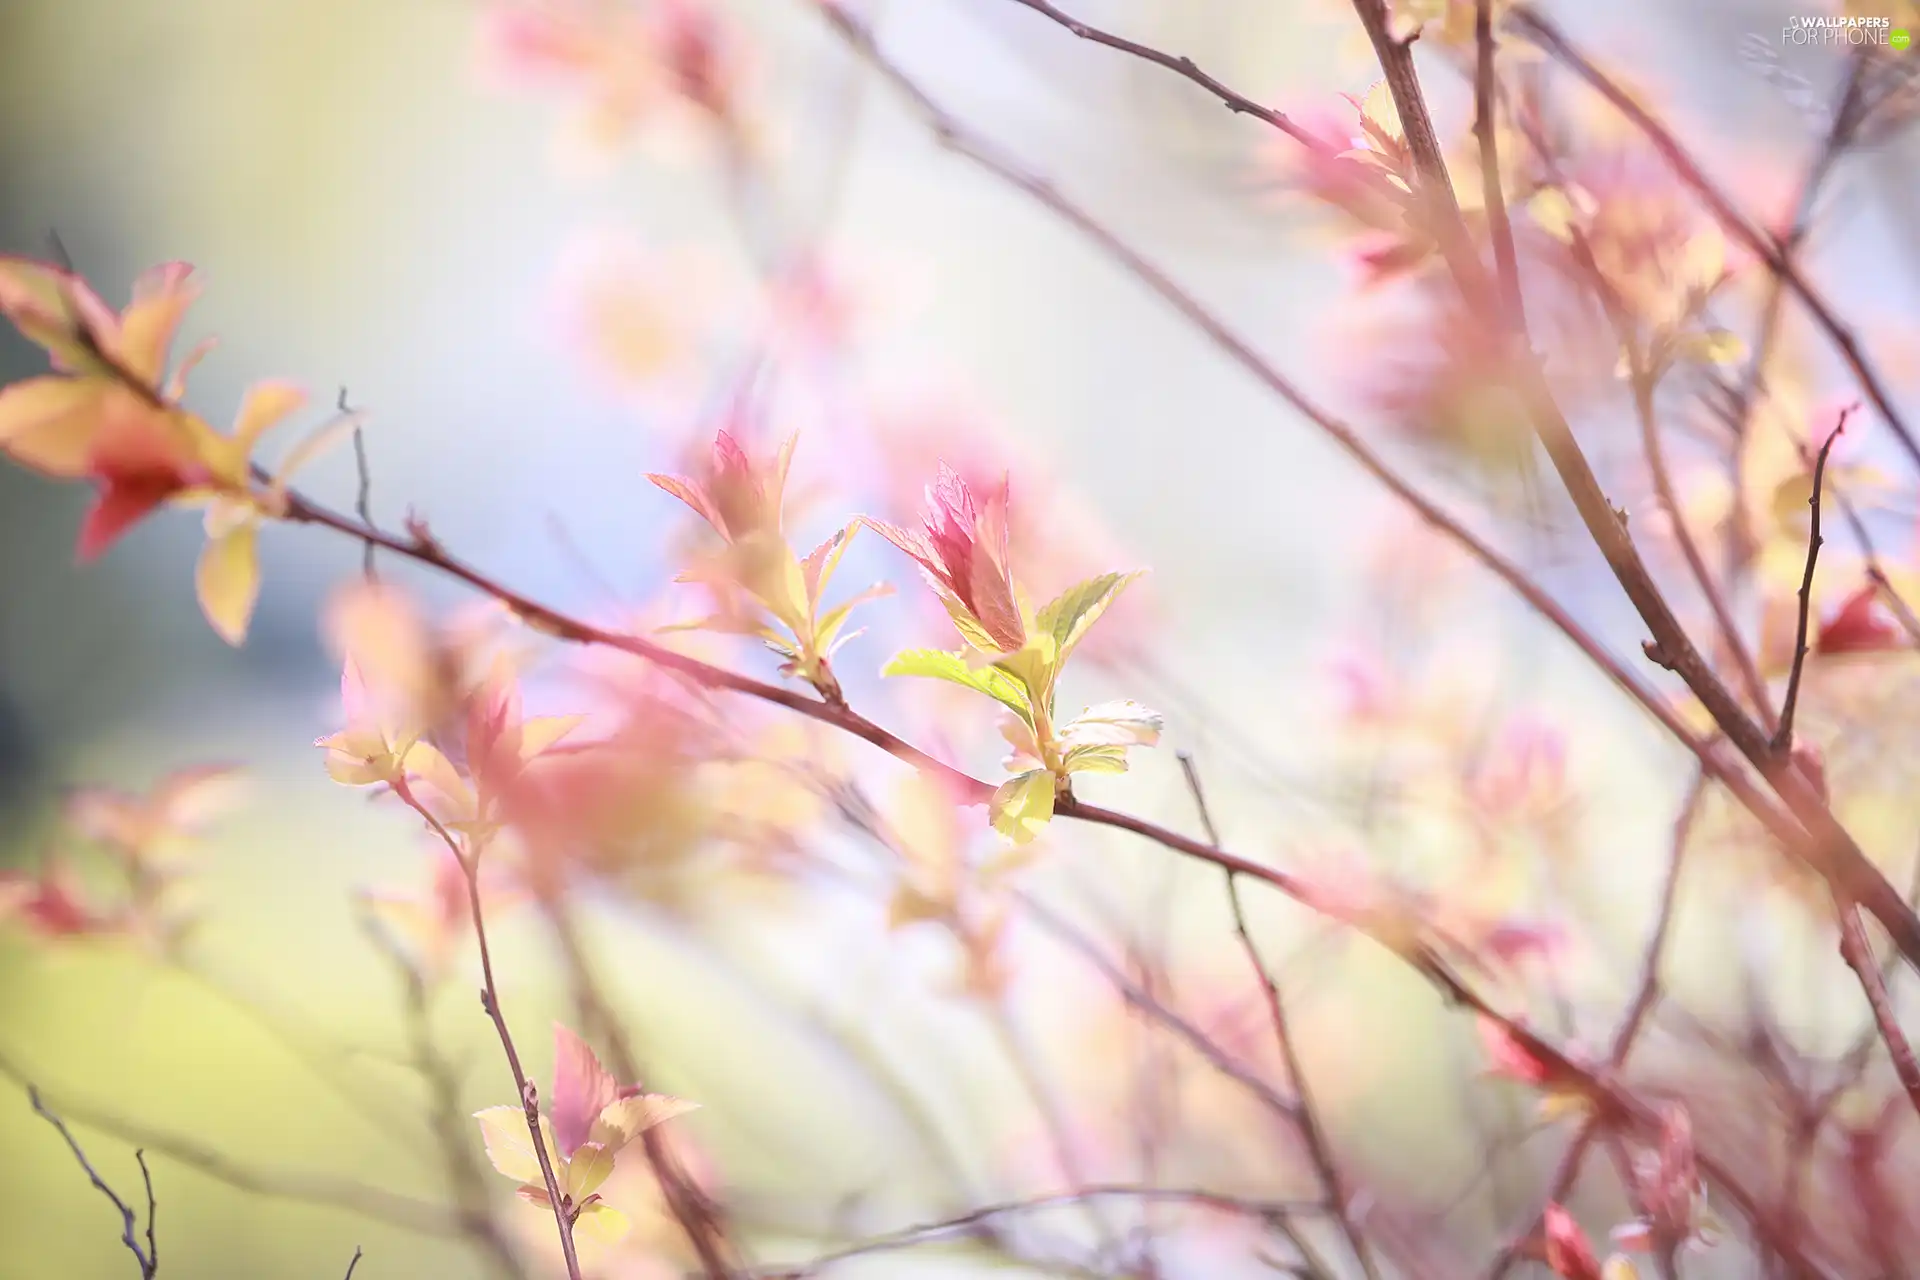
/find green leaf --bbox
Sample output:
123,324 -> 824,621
990,769 -> 1055,844
1036,571 -> 1142,665
883,648 -> 1034,724
813,582 -> 893,652
1056,700 -> 1164,750
1063,744 -> 1130,775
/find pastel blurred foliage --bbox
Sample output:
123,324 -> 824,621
3,0 -> 1920,1278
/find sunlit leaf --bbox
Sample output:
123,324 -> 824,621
989,769 -> 1055,844
1034,571 -> 1142,666
588,1093 -> 702,1151
882,648 -> 1034,723
474,1105 -> 557,1185
194,524 -> 261,646
573,1199 -> 632,1244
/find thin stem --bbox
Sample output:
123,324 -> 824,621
1508,4 -> 1920,477
28,1086 -> 158,1278
1473,0 -> 1525,332
1775,409 -> 1851,754
357,909 -> 530,1280
536,894 -> 747,1279
1179,752 -> 1380,1280
393,786 -> 583,1280
1836,904 -> 1920,1121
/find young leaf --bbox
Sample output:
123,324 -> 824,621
551,1023 -> 620,1158
589,1093 -> 702,1150
1056,700 -> 1163,750
574,1200 -> 632,1244
882,648 -> 1034,724
1062,743 -> 1130,775
474,1105 -> 556,1185
562,1140 -> 616,1201
990,769 -> 1055,844
194,523 -> 261,645
1034,571 -> 1142,665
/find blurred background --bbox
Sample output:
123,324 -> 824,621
2,0 -> 1920,1276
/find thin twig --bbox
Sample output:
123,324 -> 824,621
1473,0 -> 1525,331
356,907 -> 530,1280
1775,407 -> 1853,754
1483,769 -> 1706,1277
1339,0 -> 1920,985
1508,4 -> 1920,477
536,894 -> 748,1279
1836,905 -> 1920,1121
0,1052 -> 457,1235
345,386 -> 377,583
391,786 -> 583,1280
753,1185 -> 1324,1278
1178,752 -> 1380,1280
341,1247 -> 364,1280
28,1086 -> 159,1278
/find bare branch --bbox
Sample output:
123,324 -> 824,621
1776,408 -> 1853,754
1509,4 -> 1920,477
1179,751 -> 1379,1280
390,785 -> 583,1280
28,1086 -> 158,1278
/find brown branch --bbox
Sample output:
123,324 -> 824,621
392,786 -> 583,1280
1000,0 -> 1331,154
536,894 -> 748,1279
341,1246 -> 364,1280
2,1052 -> 457,1235
1775,408 -> 1851,754
356,908 -> 530,1280
1483,769 -> 1705,1278
1836,905 -> 1920,1122
1178,752 -> 1380,1280
1507,4 -> 1920,478
28,1086 -> 159,1278
974,0 -> 1919,980
1472,0 -> 1525,331
1337,0 -> 1920,983
1719,47 -> 1870,580
754,1185 -> 1325,1278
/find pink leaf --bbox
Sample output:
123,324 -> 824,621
550,1023 -> 621,1158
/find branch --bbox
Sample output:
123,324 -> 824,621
1775,408 -> 1852,754
1483,769 -> 1705,1277
1337,0 -> 1920,982
536,894 -> 749,1279
1472,0 -> 1525,331
28,1086 -> 158,1278
391,785 -> 583,1280
1507,4 -> 1920,478
961,0 -> 1917,978
356,907 -> 531,1280
1000,0 -> 1331,154
1836,904 -> 1920,1122
755,1185 -> 1324,1278
1178,752 -> 1380,1280
0,1052 -> 459,1236
341,1247 -> 364,1280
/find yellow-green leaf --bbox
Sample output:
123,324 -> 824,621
1035,571 -> 1142,666
0,376 -> 108,477
574,1200 -> 632,1244
588,1093 -> 701,1151
1056,700 -> 1163,751
990,769 -> 1055,844
1063,744 -> 1130,775
195,524 -> 261,646
563,1141 -> 616,1200
882,648 -> 1034,724
474,1106 -> 557,1185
